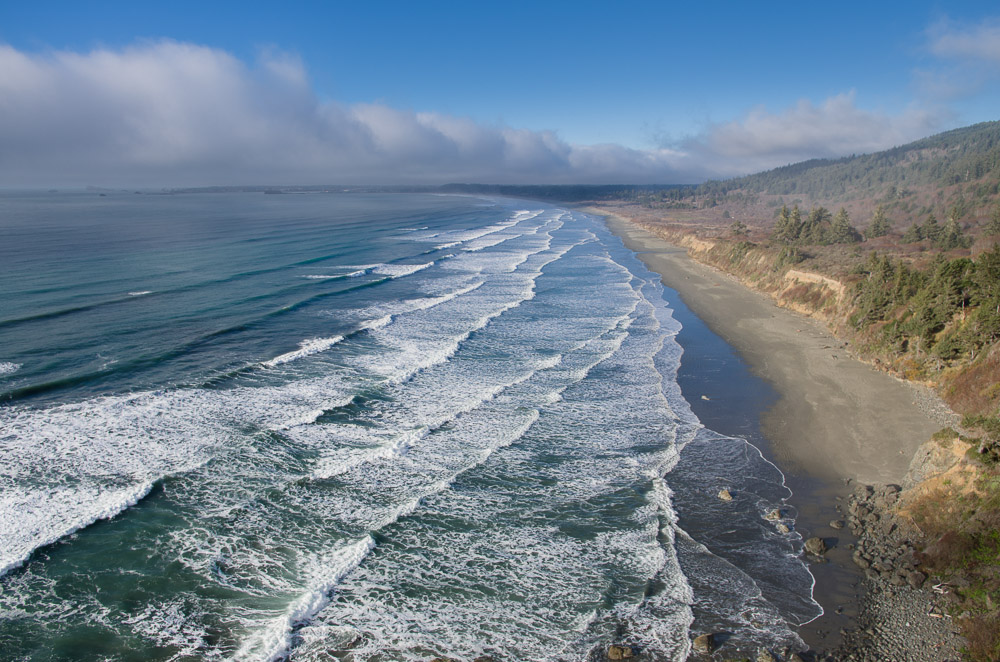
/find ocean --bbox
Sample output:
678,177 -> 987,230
0,191 -> 820,661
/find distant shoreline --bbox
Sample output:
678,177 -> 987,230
592,208 -> 946,654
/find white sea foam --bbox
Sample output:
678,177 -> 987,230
262,336 -> 345,368
127,290 -> 152,296
272,394 -> 356,430
0,389 -> 230,578
0,223 -> 569,580
235,536 -> 376,662
410,210 -> 538,247
0,362 -> 21,375
301,272 -> 365,280
372,262 -> 434,278
362,314 -> 393,331
461,233 -> 515,252
307,361 -> 544,481
333,280 -> 486,325
0,479 -> 156,577
262,315 -> 394,369
0,374 -> 369,579
121,598 -> 214,657
327,290 -> 687,660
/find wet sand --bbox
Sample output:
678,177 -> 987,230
598,211 -> 944,652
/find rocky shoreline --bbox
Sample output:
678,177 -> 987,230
656,481 -> 966,662
823,484 -> 964,662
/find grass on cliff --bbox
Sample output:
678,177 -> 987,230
911,461 -> 1000,662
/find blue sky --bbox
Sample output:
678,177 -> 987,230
2,1 -> 999,186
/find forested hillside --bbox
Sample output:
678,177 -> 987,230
698,121 -> 1000,201
627,121 -> 1000,237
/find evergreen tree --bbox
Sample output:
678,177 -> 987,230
829,207 -> 861,243
729,219 -> 749,238
902,223 -> 923,243
868,251 -> 894,283
921,214 -> 943,243
974,245 -> 1000,303
801,206 -> 831,244
774,205 -> 806,243
788,205 -> 803,241
987,206 -> 1000,236
865,205 -> 891,239
938,214 -> 970,250
772,205 -> 792,242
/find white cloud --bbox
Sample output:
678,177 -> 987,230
915,17 -> 1000,102
928,17 -> 1000,63
0,41 -> 692,186
0,42 -> 950,187
676,92 -> 949,177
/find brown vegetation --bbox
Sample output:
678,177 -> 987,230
908,469 -> 1000,662
941,346 -> 1000,415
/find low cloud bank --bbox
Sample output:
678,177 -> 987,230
0,41 -> 948,187
679,92 -> 948,175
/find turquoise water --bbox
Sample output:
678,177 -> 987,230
0,191 -> 819,661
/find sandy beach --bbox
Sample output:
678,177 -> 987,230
600,212 -> 941,486
597,211 -> 960,656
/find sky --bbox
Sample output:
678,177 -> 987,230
1,1 -> 999,187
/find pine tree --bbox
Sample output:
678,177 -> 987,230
788,205 -> 803,241
829,207 -> 861,243
939,213 -> 970,250
987,206 -> 1000,236
772,205 -> 792,242
801,206 -> 831,244
729,219 -> 749,238
902,223 -> 923,243
866,205 -> 891,239
921,214 -> 943,243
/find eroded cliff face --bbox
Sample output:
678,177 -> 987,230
633,222 -> 846,323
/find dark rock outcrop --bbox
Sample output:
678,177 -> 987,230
692,633 -> 716,654
607,644 -> 635,660
804,536 -> 828,555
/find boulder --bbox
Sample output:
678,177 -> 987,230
718,488 -> 734,502
907,570 -> 927,588
829,519 -> 845,529
804,537 -> 828,555
764,508 -> 782,521
692,633 -> 716,653
607,644 -> 635,660
775,523 -> 790,534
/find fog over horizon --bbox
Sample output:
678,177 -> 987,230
0,40 -> 976,188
